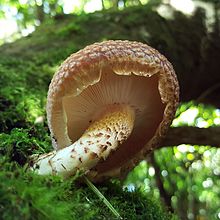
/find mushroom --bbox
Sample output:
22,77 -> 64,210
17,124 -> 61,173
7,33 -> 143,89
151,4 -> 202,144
31,40 -> 179,181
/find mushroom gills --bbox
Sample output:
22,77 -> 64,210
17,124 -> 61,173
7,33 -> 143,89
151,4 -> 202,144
44,40 -> 179,180
31,104 -> 135,178
62,71 -> 165,174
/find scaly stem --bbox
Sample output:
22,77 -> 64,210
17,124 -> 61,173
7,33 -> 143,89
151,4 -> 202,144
84,176 -> 122,219
30,104 -> 135,178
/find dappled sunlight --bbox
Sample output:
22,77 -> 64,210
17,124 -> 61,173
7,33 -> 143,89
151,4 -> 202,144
156,4 -> 174,20
173,107 -> 199,126
0,19 -> 17,40
125,102 -> 220,218
170,0 -> 195,14
0,0 -> 216,46
84,0 -> 102,13
173,103 -> 220,127
62,0 -> 102,14
177,144 -> 189,153
42,64 -> 60,78
148,166 -> 155,177
22,94 -> 46,123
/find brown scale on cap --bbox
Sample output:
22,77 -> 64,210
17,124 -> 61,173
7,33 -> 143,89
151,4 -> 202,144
31,40 -> 179,181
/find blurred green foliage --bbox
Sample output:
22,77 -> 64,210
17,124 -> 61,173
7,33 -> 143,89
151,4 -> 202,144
125,103 -> 220,219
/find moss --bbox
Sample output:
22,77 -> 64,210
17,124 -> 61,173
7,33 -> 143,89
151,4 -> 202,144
0,127 -> 175,219
0,160 -> 174,220
0,162 -> 74,220
0,127 -> 51,165
0,126 -> 173,219
0,50 -> 55,133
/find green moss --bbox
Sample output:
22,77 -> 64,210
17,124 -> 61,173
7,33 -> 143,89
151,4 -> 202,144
0,127 -> 175,219
0,160 -> 174,220
0,50 -> 56,132
0,162 -> 73,220
0,127 -> 51,164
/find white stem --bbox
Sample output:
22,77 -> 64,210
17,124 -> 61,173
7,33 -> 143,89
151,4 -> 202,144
31,105 -> 135,178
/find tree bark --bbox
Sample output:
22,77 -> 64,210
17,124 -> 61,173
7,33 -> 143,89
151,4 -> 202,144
101,0 -> 105,10
159,126 -> 220,148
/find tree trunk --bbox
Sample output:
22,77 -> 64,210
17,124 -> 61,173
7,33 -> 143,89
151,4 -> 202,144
101,0 -> 105,10
35,0 -> 45,23
158,127 -> 220,148
148,154 -> 174,213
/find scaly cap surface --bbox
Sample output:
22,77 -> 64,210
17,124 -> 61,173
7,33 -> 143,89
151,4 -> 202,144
47,40 -> 179,180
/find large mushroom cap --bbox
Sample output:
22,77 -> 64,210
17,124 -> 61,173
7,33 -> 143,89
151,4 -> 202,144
47,40 -> 179,180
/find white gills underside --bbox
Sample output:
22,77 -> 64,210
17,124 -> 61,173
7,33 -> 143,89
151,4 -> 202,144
62,71 -> 165,176
46,40 -> 179,180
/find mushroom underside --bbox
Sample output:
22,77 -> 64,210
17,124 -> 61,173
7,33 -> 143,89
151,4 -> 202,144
62,68 -> 165,175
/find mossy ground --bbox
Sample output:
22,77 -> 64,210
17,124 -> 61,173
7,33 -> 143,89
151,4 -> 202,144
0,6 -> 180,219
0,128 -> 174,220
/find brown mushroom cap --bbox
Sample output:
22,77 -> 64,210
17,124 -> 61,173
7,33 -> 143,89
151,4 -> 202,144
47,40 -> 179,180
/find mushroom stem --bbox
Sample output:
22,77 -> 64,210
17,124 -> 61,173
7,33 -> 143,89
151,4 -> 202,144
31,104 -> 135,178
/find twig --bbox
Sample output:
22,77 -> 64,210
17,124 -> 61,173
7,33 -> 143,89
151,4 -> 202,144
197,83 -> 220,102
84,176 -> 122,219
